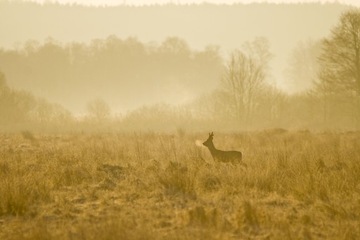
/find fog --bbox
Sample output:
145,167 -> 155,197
0,1 -> 359,131
0,2 -> 347,93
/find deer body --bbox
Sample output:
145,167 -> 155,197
203,132 -> 245,166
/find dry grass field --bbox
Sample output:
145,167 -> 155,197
0,130 -> 360,240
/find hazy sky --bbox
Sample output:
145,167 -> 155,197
2,0 -> 357,111
24,0 -> 360,6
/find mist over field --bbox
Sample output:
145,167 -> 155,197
1,1 -> 360,240
1,1 -> 359,131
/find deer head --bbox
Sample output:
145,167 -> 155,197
203,132 -> 214,148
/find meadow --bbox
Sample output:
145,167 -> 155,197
0,130 -> 360,239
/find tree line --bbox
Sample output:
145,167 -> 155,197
197,9 -> 360,130
0,71 -> 72,131
1,9 -> 360,132
0,36 -> 222,113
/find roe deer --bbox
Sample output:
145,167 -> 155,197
203,132 -> 246,167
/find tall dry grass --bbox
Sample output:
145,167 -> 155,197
0,131 -> 359,239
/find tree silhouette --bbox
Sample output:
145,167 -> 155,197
318,9 -> 360,96
317,9 -> 360,126
222,38 -> 272,126
285,40 -> 322,93
86,98 -> 111,122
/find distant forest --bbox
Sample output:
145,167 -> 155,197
0,36 -> 223,112
0,1 -> 359,132
0,0 -> 349,94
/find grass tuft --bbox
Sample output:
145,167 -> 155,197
21,130 -> 36,141
158,161 -> 197,198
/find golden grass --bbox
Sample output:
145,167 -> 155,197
0,131 -> 360,239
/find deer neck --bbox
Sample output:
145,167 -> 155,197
206,142 -> 218,155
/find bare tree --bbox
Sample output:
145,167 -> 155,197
86,98 -> 111,122
318,9 -> 360,95
316,9 -> 360,127
222,37 -> 272,126
285,40 -> 322,93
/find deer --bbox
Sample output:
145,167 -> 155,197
203,132 -> 246,167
